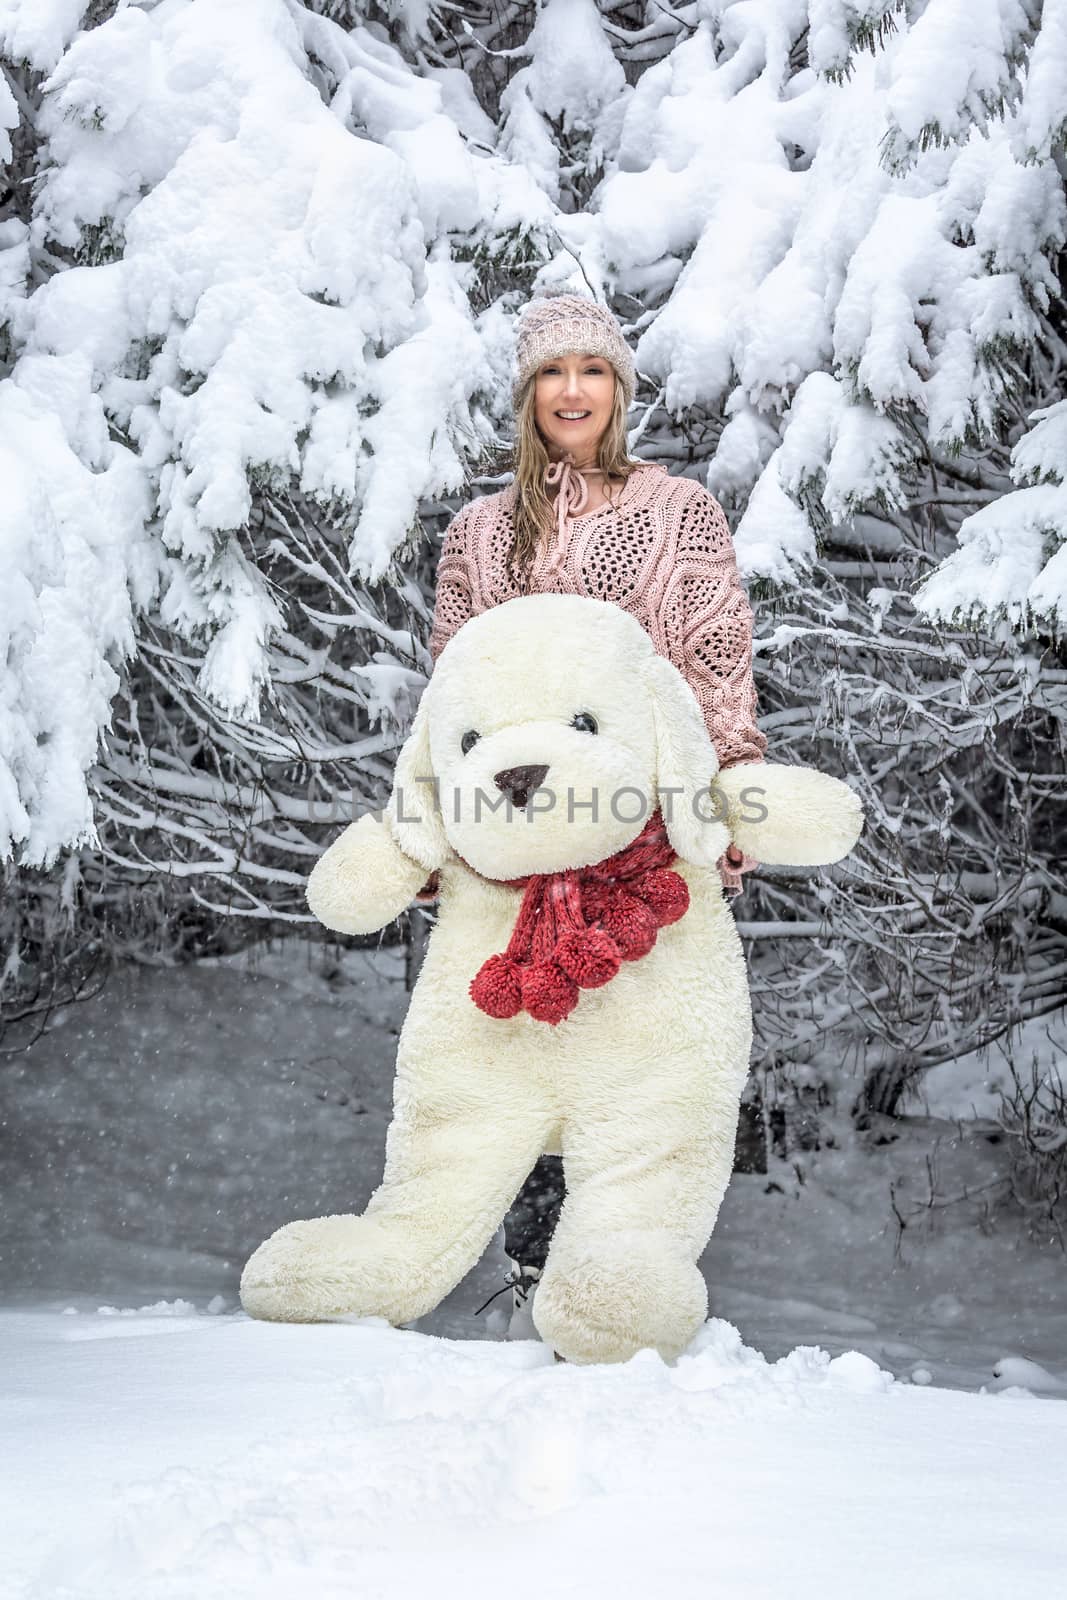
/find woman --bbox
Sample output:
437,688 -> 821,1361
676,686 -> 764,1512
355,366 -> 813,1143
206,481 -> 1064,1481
415,290 -> 766,1316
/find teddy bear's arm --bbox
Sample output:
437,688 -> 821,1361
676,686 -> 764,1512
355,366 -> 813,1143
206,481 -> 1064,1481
713,762 -> 864,867
306,810 -> 430,937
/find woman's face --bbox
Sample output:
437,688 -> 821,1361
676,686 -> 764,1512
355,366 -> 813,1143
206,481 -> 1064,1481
533,352 -> 615,465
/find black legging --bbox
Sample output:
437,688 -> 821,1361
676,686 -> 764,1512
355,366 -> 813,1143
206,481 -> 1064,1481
502,1155 -> 566,1272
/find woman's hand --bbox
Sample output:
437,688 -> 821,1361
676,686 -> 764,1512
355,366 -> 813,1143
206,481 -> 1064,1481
719,842 -> 759,896
413,869 -> 440,905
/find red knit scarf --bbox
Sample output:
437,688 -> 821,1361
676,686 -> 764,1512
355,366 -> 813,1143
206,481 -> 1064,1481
469,806 -> 689,1026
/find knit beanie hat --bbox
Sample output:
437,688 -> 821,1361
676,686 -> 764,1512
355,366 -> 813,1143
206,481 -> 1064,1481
511,290 -> 636,411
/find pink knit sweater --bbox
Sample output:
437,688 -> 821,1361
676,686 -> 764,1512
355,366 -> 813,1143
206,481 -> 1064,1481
428,462 -> 766,896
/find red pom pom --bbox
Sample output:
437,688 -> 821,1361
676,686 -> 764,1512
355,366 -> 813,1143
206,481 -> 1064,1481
470,953 -> 523,1018
636,868 -> 690,927
520,961 -> 578,1025
591,886 -> 658,960
554,925 -> 622,989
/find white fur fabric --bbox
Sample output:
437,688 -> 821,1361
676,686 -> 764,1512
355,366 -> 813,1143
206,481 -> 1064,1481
241,595 -> 863,1364
306,810 -> 428,937
713,762 -> 865,866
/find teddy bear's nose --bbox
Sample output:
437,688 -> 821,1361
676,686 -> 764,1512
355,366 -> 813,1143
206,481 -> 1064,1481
493,763 -> 550,807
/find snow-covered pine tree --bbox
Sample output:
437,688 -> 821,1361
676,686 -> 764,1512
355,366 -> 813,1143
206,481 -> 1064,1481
1,0 -> 529,981
570,0 -> 1066,1116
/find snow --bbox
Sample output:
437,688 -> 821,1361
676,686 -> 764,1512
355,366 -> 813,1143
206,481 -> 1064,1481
0,66 -> 15,162
4,1 -> 1067,861
880,0 -> 1032,162
0,0 -> 88,74
13,0 -> 496,725
4,1304 -> 1066,1599
905,1007 -> 1066,1122
732,442 -> 820,583
0,378 -> 156,867
914,398 -> 1067,637
1018,0 -> 1067,161
594,5 -> 1067,628
2,945 -> 1065,1590
506,0 -> 626,159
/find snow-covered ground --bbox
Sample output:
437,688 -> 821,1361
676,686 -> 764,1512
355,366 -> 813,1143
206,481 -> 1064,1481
5,1305 -> 1067,1600
3,941 -> 1066,1594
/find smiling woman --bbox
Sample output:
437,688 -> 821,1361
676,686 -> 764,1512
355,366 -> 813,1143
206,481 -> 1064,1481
419,288 -> 767,1312
427,291 -> 765,848
534,350 -> 616,493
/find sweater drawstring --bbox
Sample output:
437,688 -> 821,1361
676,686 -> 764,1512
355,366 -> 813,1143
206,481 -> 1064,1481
544,458 -> 590,553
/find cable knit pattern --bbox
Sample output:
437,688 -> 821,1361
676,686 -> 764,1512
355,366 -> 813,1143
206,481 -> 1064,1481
428,463 -> 766,896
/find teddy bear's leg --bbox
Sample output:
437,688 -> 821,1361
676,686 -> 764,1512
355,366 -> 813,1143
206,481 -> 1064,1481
532,1051 -> 748,1366
240,1082 -> 553,1328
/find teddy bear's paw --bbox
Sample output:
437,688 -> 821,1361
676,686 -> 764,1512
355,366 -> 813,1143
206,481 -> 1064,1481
532,1234 -> 707,1366
715,763 -> 864,867
239,1213 -> 429,1325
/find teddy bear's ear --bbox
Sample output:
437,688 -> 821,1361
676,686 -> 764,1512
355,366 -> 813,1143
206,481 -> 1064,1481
386,689 -> 452,873
640,653 -> 732,868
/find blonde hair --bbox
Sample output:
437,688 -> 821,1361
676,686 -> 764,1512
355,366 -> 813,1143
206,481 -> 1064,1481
502,370 -> 639,591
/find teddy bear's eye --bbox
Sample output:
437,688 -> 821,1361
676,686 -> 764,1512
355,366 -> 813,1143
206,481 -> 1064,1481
571,712 -> 598,735
461,730 -> 480,755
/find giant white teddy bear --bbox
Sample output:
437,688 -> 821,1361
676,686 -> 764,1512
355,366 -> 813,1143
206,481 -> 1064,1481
240,595 -> 863,1364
